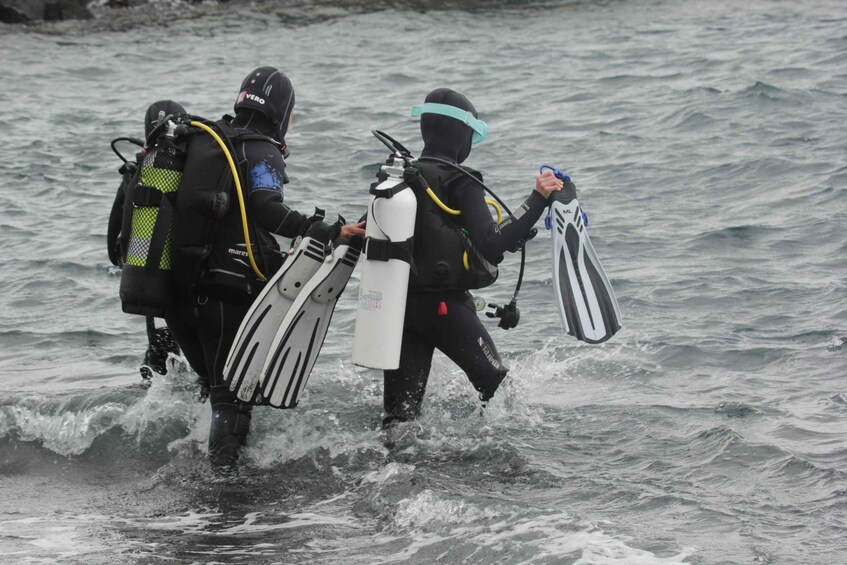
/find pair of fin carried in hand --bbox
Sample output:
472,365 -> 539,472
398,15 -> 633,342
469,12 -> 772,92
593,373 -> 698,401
223,219 -> 362,408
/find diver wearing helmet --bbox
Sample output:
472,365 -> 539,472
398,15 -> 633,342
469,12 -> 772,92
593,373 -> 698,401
382,88 -> 563,428
163,67 -> 364,466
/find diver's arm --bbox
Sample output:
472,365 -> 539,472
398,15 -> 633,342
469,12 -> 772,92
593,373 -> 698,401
457,181 -> 548,262
248,189 -> 310,239
242,143 -> 311,238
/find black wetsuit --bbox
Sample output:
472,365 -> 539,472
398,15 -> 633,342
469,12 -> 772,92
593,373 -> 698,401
383,89 -> 547,426
164,106 -> 317,465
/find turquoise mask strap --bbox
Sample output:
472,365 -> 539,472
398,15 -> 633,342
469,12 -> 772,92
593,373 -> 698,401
410,103 -> 489,144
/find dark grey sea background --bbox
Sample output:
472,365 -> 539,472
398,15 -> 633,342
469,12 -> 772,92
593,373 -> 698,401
1,0 -> 845,563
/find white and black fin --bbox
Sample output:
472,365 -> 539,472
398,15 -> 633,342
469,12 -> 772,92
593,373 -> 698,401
259,237 -> 363,409
550,181 -> 621,344
223,233 -> 329,403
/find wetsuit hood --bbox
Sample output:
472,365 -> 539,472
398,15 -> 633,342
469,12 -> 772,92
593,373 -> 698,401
234,66 -> 295,144
231,109 -> 278,141
144,100 -> 186,138
419,88 -> 478,165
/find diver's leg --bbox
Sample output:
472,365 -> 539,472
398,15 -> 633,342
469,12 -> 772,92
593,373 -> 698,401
432,292 -> 508,402
164,305 -> 210,398
207,398 -> 252,467
382,296 -> 435,427
197,299 -> 255,466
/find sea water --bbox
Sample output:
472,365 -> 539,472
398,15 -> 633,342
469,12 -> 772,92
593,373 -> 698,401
0,0 -> 845,563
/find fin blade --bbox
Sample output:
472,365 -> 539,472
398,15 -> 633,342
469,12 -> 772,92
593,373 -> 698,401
259,240 -> 362,409
222,236 -> 327,402
551,198 -> 621,344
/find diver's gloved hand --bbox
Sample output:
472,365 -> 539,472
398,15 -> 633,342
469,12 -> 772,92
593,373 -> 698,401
298,207 -> 327,237
486,299 -> 520,330
302,215 -> 345,249
140,319 -> 180,385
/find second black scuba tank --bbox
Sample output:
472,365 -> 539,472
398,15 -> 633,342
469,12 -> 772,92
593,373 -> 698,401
119,118 -> 187,317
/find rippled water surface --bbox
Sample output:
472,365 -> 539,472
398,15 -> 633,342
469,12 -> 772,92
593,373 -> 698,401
1,0 -> 846,563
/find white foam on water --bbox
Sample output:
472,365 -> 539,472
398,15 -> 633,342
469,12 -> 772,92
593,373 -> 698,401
136,509 -> 357,535
244,361 -> 387,467
0,406 -> 12,440
122,355 -> 210,455
387,490 -> 697,564
1,354 -> 207,458
9,400 -> 127,457
0,513 -> 113,562
361,461 -> 417,486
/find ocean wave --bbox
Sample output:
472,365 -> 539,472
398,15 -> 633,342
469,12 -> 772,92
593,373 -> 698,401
0,360 -> 202,461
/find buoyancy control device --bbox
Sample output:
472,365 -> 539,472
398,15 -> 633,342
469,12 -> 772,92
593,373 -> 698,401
405,160 -> 499,292
114,114 -> 272,316
352,131 -> 418,370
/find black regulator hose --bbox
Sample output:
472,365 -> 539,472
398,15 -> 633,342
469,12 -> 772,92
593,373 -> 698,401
110,136 -> 144,164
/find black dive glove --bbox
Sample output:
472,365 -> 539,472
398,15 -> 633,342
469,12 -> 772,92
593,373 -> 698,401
300,208 -> 346,245
140,318 -> 180,384
298,207 -> 327,236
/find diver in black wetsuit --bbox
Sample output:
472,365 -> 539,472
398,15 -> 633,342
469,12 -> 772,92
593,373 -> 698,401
382,88 -> 563,428
162,67 -> 365,466
107,100 -> 183,384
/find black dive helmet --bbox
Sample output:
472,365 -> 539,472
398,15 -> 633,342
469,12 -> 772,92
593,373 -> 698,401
234,66 -> 295,145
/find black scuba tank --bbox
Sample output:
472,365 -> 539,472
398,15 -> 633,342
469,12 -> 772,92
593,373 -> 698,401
119,119 -> 187,317
169,120 -> 276,302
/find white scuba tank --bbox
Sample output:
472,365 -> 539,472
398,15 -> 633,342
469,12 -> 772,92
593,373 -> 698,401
353,158 -> 417,370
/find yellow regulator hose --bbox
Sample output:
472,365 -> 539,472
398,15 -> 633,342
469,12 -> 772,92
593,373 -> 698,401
425,186 -> 503,271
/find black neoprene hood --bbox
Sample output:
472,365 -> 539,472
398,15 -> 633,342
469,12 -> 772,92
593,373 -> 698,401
144,99 -> 186,138
234,66 -> 295,143
419,88 -> 478,165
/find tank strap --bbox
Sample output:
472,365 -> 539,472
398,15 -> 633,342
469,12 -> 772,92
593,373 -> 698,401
364,236 -> 415,267
145,194 -> 175,272
369,181 -> 408,199
133,183 -> 166,207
